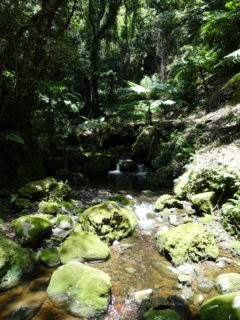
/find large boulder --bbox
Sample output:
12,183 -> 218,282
155,223 -> 219,265
215,273 -> 240,294
47,261 -> 111,318
200,292 -> 240,320
0,232 -> 36,288
39,247 -> 59,267
191,192 -> 215,215
154,194 -> 184,212
10,216 -> 52,247
78,201 -> 137,244
59,231 -> 110,264
17,177 -> 70,201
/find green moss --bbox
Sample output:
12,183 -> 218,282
199,215 -> 213,224
56,215 -> 73,230
109,195 -> 133,208
38,201 -> 60,214
10,216 -> 52,247
215,273 -> 240,294
0,232 -> 36,289
200,292 -> 240,320
82,154 -> 112,177
74,207 -> 84,215
143,309 -> 182,320
191,192 -> 215,215
78,201 -> 137,244
156,223 -> 218,265
47,262 -> 112,318
222,200 -> 240,237
154,194 -> 183,212
60,200 -> 75,211
14,198 -> 33,211
59,231 -> 110,264
39,248 -> 59,267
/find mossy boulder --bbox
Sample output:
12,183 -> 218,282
38,201 -> 60,214
155,223 -> 218,265
56,215 -> 73,230
14,198 -> 33,211
82,154 -> 112,177
10,216 -> 52,247
215,273 -> 240,294
39,247 -> 59,267
78,201 -> 137,244
154,194 -> 184,212
47,261 -> 112,318
109,195 -> 133,208
119,160 -> 138,172
191,192 -> 215,215
174,172 -> 190,199
17,177 -> 70,201
59,231 -> 110,264
200,292 -> 240,320
0,232 -> 36,288
143,309 -> 182,320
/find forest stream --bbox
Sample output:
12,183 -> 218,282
1,166 -> 240,320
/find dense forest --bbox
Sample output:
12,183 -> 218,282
0,1 -> 240,320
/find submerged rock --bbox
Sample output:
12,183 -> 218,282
47,261 -> 111,318
215,273 -> 240,294
155,223 -> 219,265
78,201 -> 137,244
143,309 -> 182,320
10,216 -> 52,247
200,292 -> 240,320
133,289 -> 153,304
17,177 -> 70,201
191,192 -> 215,215
59,231 -> 110,264
0,232 -> 36,289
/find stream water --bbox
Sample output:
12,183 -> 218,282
1,167 -> 240,320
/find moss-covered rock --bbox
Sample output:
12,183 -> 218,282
39,247 -> 59,267
0,232 -> 36,289
59,231 -> 110,264
174,172 -> 190,199
14,198 -> 33,211
17,177 -> 70,201
155,223 -> 219,265
109,195 -> 133,208
56,215 -> 73,230
38,201 -> 60,214
82,154 -> 112,177
200,292 -> 240,320
10,216 -> 52,247
143,309 -> 182,320
71,221 -> 83,233
222,200 -> 240,237
154,194 -> 184,212
47,261 -> 112,318
119,160 -> 138,172
199,215 -> 213,224
229,241 -> 240,257
78,201 -> 137,244
191,192 -> 215,215
215,273 -> 240,294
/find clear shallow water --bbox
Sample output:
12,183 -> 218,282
1,189 -> 240,320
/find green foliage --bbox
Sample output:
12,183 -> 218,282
4,131 -> 24,144
222,199 -> 240,238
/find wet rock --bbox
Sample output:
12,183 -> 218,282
143,309 -> 183,320
78,201 -> 137,244
59,231 -> 110,264
144,297 -> 170,309
169,294 -> 186,306
50,228 -> 70,243
215,273 -> 240,294
0,232 -> 36,289
169,215 -> 179,226
229,241 -> 240,258
154,194 -> 184,212
10,216 -> 52,247
39,247 -> 59,267
193,294 -> 204,306
17,177 -> 70,201
216,257 -> 235,268
200,292 -> 240,320
178,274 -> 192,286
155,223 -> 219,265
191,192 -> 215,215
119,160 -> 138,172
125,267 -> 136,274
5,305 -> 38,320
47,261 -> 112,318
133,289 -> 153,304
198,277 -> 214,293
156,225 -> 169,237
182,287 -> 194,300
56,215 -> 73,230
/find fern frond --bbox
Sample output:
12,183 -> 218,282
222,72 -> 240,89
